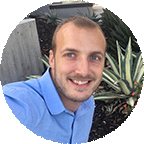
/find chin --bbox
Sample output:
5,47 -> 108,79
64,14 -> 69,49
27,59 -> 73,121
70,92 -> 92,102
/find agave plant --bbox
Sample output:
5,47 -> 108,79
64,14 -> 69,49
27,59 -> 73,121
38,8 -> 63,25
100,8 -> 140,60
90,38 -> 144,139
94,38 -> 144,107
26,55 -> 50,79
77,7 -> 101,23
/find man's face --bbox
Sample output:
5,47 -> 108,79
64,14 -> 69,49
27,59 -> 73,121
49,22 -> 106,103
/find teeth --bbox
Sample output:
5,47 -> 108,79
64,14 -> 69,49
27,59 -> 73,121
73,80 -> 89,85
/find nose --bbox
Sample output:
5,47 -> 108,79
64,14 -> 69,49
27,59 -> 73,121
75,58 -> 90,77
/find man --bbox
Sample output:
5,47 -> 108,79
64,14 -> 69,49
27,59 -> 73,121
2,16 -> 106,144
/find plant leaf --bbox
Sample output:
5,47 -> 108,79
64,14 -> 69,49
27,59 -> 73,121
133,51 -> 143,82
93,92 -> 129,100
116,40 -> 125,78
26,75 -> 41,79
124,37 -> 133,88
103,68 -> 120,82
105,52 -> 119,76
102,75 -> 121,92
135,65 -> 144,83
39,57 -> 50,68
126,97 -> 136,107
115,79 -> 132,95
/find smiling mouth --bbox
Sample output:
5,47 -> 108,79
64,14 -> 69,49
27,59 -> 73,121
69,79 -> 91,85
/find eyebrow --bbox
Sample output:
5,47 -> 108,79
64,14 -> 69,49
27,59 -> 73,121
61,48 -> 105,57
61,48 -> 79,54
91,51 -> 105,57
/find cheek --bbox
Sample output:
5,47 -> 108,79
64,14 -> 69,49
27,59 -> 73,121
60,68 -> 69,75
57,58 -> 75,72
56,62 -> 72,75
93,66 -> 104,77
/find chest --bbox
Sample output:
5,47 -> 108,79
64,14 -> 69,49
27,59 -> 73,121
27,109 -> 93,144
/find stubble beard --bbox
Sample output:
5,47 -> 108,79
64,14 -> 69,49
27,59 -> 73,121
53,74 -> 86,103
53,68 -> 95,103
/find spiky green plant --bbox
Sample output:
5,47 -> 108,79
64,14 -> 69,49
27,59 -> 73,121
100,8 -> 140,60
94,38 -> 144,107
77,7 -> 101,23
26,55 -> 50,79
38,8 -> 62,25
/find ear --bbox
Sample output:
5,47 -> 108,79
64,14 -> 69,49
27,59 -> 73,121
49,50 -> 55,69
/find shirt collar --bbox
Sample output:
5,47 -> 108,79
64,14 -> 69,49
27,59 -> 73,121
76,96 -> 95,118
38,68 -> 95,116
38,68 -> 65,115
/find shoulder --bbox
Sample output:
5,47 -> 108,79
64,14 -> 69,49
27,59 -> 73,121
2,79 -> 44,101
2,79 -> 46,126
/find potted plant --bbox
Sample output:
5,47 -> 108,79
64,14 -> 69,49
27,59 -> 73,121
29,8 -> 62,56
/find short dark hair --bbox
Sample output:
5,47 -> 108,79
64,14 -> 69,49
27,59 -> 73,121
52,16 -> 105,55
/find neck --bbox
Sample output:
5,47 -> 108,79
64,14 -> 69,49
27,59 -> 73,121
60,95 -> 82,113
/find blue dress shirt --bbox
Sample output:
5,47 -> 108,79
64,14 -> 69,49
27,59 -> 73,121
2,68 -> 95,144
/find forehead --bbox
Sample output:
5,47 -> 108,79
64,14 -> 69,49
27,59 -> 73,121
56,22 -> 106,53
56,22 -> 105,40
58,22 -> 97,34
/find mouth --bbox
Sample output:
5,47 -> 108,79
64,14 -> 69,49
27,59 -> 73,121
68,79 -> 92,89
71,79 -> 90,85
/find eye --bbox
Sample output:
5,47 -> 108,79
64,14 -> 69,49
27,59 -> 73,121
66,53 -> 75,57
91,56 -> 99,60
